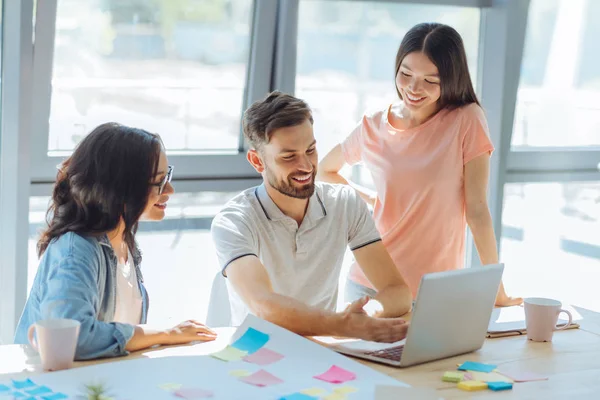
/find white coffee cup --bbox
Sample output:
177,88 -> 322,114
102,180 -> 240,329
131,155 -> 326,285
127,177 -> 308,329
28,318 -> 81,371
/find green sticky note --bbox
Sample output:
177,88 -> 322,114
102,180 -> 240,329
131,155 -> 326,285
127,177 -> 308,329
158,383 -> 182,391
229,369 -> 251,377
442,371 -> 465,383
211,345 -> 248,361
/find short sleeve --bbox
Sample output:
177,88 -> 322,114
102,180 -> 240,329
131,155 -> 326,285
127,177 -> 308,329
344,187 -> 382,251
462,104 -> 495,165
211,210 -> 258,277
341,118 -> 365,166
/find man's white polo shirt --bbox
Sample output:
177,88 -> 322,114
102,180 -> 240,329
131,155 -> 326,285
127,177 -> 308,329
211,182 -> 381,326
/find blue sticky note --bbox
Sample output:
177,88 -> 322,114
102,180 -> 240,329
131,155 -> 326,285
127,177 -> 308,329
488,381 -> 513,391
458,361 -> 497,373
41,394 -> 69,400
24,397 -> 37,400
0,384 -> 10,392
11,379 -> 36,390
26,386 -> 53,395
231,328 -> 269,354
11,392 -> 26,398
279,394 -> 318,400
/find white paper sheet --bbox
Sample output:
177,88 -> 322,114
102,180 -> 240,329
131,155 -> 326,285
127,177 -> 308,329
1,315 -> 407,399
488,305 -> 582,333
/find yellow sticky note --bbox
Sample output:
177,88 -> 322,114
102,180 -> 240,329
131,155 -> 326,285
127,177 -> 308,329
334,386 -> 358,394
457,380 -> 488,391
323,394 -> 346,400
158,383 -> 182,391
469,371 -> 514,383
442,371 -> 465,383
301,388 -> 328,396
229,369 -> 251,377
210,345 -> 248,362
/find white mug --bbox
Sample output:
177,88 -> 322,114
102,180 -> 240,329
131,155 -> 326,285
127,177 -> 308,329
28,318 -> 81,371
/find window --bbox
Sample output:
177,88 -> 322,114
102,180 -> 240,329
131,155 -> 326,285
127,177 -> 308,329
512,0 -> 600,148
28,191 -> 239,324
501,182 -> 600,311
48,0 -> 252,154
295,1 -> 481,158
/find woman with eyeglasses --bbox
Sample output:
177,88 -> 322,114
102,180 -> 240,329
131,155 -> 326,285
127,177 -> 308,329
14,122 -> 216,360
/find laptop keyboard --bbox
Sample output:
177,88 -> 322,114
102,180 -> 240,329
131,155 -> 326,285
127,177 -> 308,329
364,345 -> 404,362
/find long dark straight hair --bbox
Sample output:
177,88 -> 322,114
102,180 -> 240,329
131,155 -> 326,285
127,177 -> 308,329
38,122 -> 163,257
395,22 -> 479,109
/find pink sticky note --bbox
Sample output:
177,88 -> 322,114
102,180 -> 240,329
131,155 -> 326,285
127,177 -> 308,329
240,369 -> 284,387
173,387 -> 214,399
243,347 -> 284,366
463,373 -> 474,381
314,365 -> 356,384
497,370 -> 549,382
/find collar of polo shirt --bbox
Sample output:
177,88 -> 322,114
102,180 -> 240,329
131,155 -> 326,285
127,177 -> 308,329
254,183 -> 327,224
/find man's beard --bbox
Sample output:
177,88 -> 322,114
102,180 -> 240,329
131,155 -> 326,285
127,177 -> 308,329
266,167 -> 316,199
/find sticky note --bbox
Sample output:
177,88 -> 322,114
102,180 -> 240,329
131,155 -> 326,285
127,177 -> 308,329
159,383 -> 183,391
497,370 -> 548,382
487,381 -> 513,391
0,385 -> 9,392
442,371 -> 464,382
314,365 -> 356,384
24,397 -> 37,400
279,394 -> 318,400
463,373 -> 473,381
301,388 -> 327,396
457,380 -> 488,391
323,395 -> 345,400
41,394 -> 69,400
210,345 -> 248,362
229,370 -> 251,377
25,386 -> 53,395
334,386 -> 358,394
173,387 -> 214,399
457,361 -> 497,373
240,369 -> 284,387
243,347 -> 284,366
231,328 -> 270,354
468,371 -> 513,383
11,380 -> 36,390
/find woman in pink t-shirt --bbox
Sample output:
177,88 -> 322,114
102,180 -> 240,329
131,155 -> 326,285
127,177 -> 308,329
319,23 -> 521,307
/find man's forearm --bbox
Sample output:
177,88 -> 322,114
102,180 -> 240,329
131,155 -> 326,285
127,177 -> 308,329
374,284 -> 412,318
251,293 -> 346,337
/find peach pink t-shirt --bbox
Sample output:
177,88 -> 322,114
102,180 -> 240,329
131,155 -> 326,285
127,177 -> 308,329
342,102 -> 494,298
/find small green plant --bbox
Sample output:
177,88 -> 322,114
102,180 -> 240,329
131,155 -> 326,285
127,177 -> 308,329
78,382 -> 115,400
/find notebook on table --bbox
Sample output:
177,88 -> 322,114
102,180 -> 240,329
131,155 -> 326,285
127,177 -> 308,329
487,305 -> 582,338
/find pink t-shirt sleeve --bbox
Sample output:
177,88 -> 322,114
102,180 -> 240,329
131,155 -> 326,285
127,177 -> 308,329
341,119 -> 364,166
462,104 -> 495,165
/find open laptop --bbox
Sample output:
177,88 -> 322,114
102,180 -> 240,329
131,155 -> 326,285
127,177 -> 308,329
324,264 -> 504,367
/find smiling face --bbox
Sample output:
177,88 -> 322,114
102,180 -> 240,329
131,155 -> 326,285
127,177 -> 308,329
248,118 -> 317,199
141,150 -> 174,220
396,51 -> 442,119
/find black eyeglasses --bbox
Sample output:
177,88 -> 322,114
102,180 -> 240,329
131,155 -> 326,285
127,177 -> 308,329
151,165 -> 173,195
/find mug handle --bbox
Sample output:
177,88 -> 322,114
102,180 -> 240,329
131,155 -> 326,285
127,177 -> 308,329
27,324 -> 39,352
555,309 -> 573,331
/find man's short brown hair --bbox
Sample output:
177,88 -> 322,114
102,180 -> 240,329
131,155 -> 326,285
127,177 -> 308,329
243,91 -> 313,150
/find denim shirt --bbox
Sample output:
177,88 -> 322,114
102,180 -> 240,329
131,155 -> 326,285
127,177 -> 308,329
14,232 -> 149,360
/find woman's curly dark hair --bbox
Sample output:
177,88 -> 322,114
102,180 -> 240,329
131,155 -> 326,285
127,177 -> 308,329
38,122 -> 163,257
